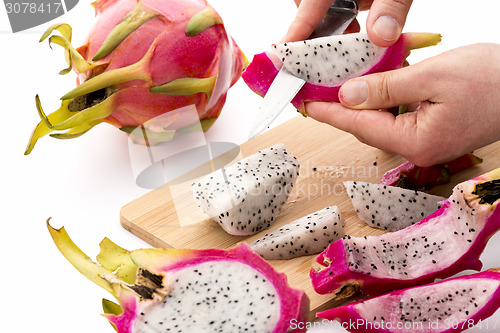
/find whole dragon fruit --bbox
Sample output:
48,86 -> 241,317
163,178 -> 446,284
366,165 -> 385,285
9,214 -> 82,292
318,269 -> 500,333
310,168 -> 500,300
47,221 -> 310,332
242,32 -> 441,113
25,0 -> 247,154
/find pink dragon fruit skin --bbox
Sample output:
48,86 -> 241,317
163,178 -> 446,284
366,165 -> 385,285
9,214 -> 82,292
47,221 -> 310,333
310,168 -> 500,299
25,0 -> 247,154
318,269 -> 500,333
380,153 -> 483,190
242,32 -> 440,113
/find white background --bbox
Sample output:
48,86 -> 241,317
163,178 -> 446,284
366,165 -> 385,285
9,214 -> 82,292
1,0 -> 500,332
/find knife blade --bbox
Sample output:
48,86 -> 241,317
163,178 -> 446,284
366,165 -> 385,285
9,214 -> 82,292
248,0 -> 359,140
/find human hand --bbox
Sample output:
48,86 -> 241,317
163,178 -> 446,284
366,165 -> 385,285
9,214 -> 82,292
304,44 -> 500,166
284,0 -> 413,47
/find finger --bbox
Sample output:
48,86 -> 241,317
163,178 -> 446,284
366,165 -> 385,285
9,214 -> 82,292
366,0 -> 413,47
282,0 -> 334,42
338,62 -> 435,110
305,101 -> 418,156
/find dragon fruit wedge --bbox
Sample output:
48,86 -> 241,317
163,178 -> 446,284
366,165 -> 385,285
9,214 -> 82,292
310,168 -> 500,300
344,181 -> 445,231
318,268 -> 500,333
242,32 -> 441,113
47,221 -> 310,332
381,153 -> 483,190
25,0 -> 247,154
192,144 -> 300,236
250,206 -> 345,260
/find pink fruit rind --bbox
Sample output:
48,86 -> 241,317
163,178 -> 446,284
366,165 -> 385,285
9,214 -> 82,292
242,33 -> 439,112
104,292 -> 138,333
317,269 -> 500,333
380,153 -> 483,190
310,169 -> 500,298
140,244 -> 311,333
103,243 -> 309,333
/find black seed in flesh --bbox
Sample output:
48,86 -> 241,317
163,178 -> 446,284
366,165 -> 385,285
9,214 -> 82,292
191,144 -> 300,236
342,182 -> 488,281
271,32 -> 386,87
250,206 -> 345,260
133,261 -> 281,333
344,181 -> 445,231
340,274 -> 500,330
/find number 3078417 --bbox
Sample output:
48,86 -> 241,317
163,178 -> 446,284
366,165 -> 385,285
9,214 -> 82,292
5,2 -> 63,14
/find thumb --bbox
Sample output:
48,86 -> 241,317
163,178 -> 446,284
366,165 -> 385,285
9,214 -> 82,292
338,63 -> 433,110
366,0 -> 413,47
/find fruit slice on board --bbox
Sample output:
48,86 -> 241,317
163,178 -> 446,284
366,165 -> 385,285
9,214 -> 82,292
319,268 -> 500,333
310,168 -> 500,300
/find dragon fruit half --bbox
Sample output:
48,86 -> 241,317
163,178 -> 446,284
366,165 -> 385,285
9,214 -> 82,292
47,221 -> 310,332
242,32 -> 441,112
25,0 -> 247,154
318,269 -> 500,333
310,168 -> 500,300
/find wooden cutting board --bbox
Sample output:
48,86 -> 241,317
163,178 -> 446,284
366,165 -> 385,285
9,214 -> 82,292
120,115 -> 500,315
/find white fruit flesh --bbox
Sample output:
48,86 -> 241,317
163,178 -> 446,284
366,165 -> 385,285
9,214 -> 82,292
344,181 -> 483,280
251,206 -> 345,259
133,261 -> 281,332
355,277 -> 500,332
192,144 -> 300,236
272,33 -> 386,87
344,181 -> 445,231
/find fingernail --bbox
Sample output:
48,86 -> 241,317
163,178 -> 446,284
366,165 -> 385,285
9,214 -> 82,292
372,15 -> 400,42
339,80 -> 368,106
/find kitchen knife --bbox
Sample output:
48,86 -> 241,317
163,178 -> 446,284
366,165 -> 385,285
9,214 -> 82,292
248,0 -> 359,140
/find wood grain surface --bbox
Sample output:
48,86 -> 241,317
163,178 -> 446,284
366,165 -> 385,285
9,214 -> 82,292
120,115 -> 500,314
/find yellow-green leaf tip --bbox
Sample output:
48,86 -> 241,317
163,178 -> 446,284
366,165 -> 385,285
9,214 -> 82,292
186,6 -> 223,36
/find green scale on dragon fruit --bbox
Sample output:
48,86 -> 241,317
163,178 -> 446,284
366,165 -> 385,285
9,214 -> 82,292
192,144 -> 300,236
25,0 -> 247,154
47,221 -> 310,333
318,269 -> 500,333
344,181 -> 445,231
250,206 -> 345,260
242,32 -> 441,113
310,168 -> 500,300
